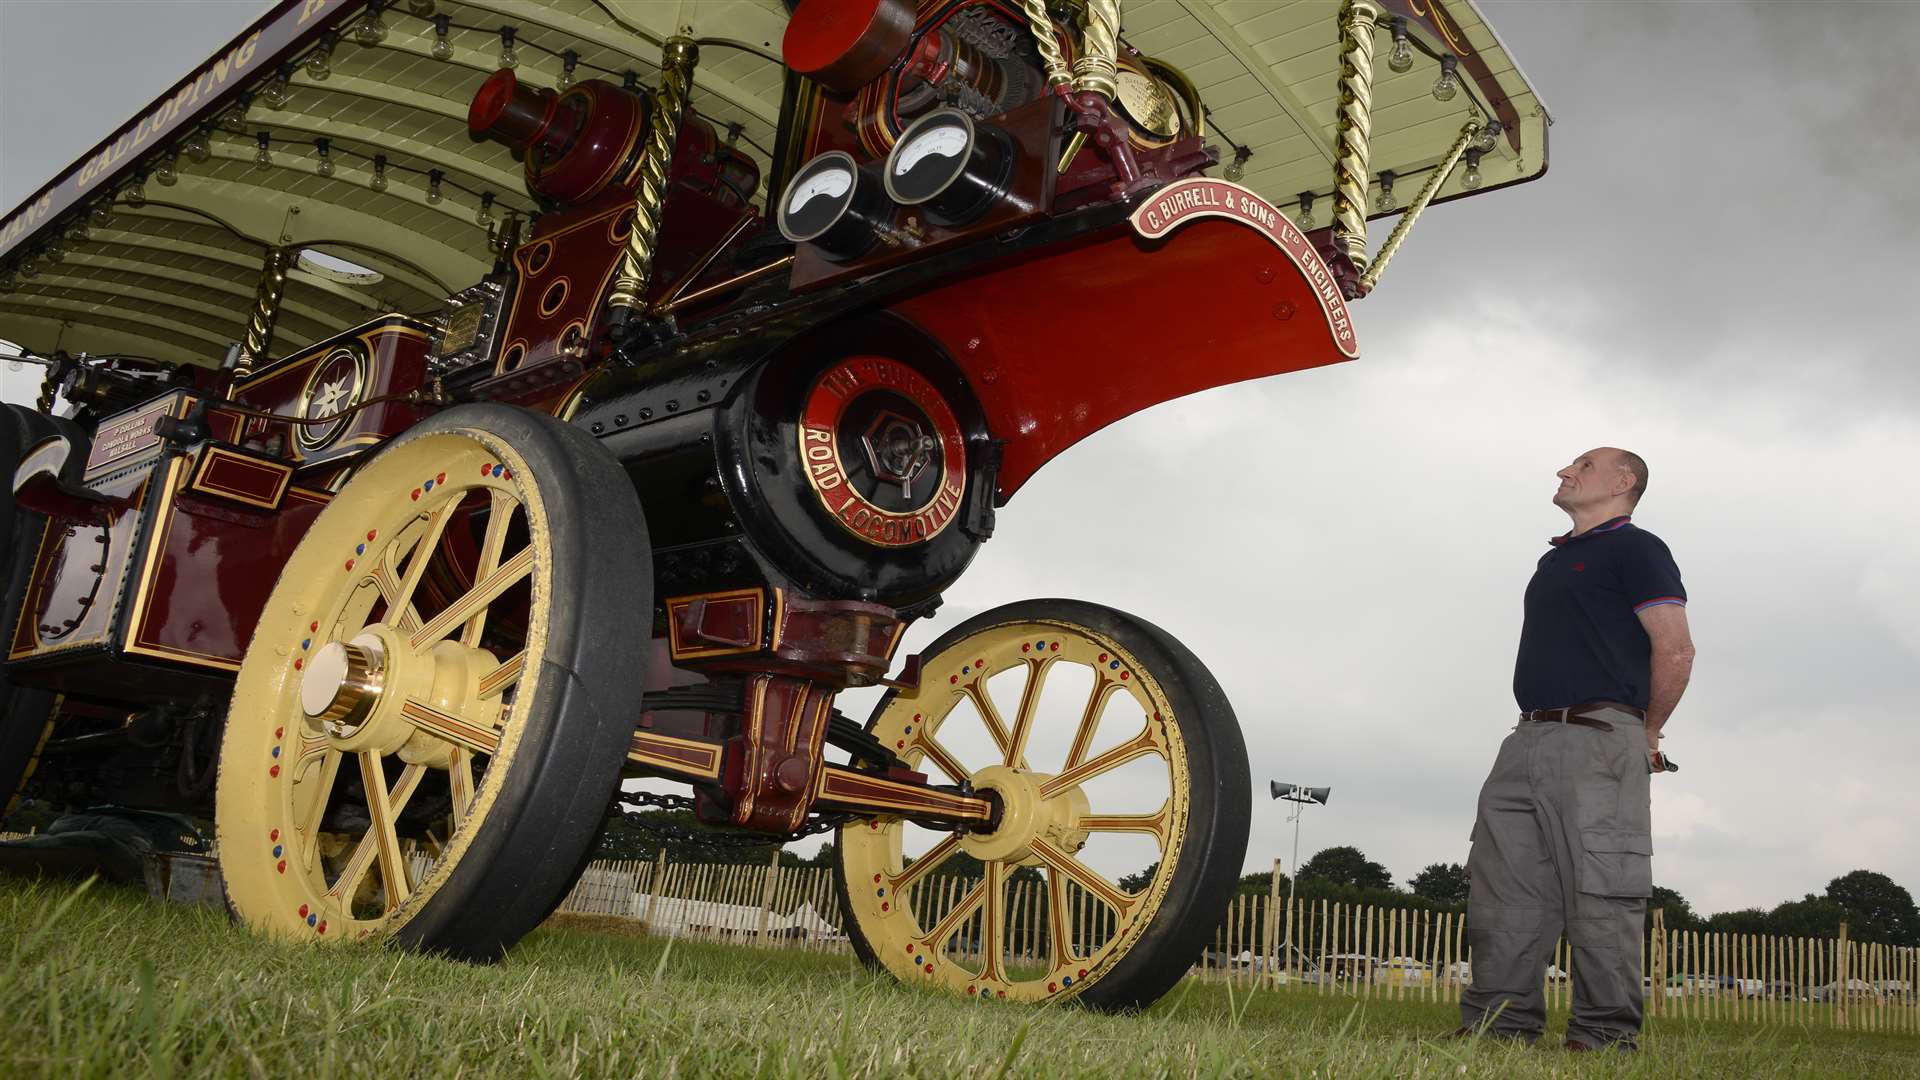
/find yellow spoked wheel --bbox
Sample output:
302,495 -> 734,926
836,599 -> 1249,1010
217,405 -> 649,960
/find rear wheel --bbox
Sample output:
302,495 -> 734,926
835,598 -> 1249,1010
217,405 -> 649,959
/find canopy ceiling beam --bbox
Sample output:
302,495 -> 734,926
147,152 -> 480,297
8,284 -> 257,345
1,295 -> 236,352
1172,0 -> 1338,168
467,0 -> 780,126
16,267 -> 334,343
51,251 -> 355,328
248,96 -> 532,196
0,306 -> 210,361
84,226 -> 392,314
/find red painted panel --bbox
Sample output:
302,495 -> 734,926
130,482 -> 329,670
889,216 -> 1359,501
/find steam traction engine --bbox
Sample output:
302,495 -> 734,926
0,0 -> 1548,1009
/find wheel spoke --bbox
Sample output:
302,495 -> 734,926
912,735 -> 970,785
892,832 -> 965,896
1062,674 -> 1124,772
407,547 -> 534,651
293,748 -> 342,869
460,489 -> 519,647
1030,836 -> 1138,918
1003,657 -> 1054,769
924,877 -> 987,952
957,678 -> 1016,766
476,651 -> 524,700
368,559 -> 421,635
1080,801 -> 1173,851
978,861 -> 1009,983
1040,724 -> 1162,799
357,753 -> 422,910
385,502 -> 458,632
1046,869 -> 1078,965
446,747 -> 475,829
400,697 -> 502,756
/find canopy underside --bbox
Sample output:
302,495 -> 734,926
0,0 -> 1548,367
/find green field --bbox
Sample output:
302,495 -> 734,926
3,877 -> 1914,1078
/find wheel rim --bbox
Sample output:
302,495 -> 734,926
839,618 -> 1190,1002
219,428 -> 547,941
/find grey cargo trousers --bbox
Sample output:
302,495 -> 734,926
1461,705 -> 1653,1047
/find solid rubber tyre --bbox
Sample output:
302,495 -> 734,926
834,598 -> 1250,1011
217,404 -> 649,960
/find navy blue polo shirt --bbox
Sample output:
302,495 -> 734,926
1513,515 -> 1686,712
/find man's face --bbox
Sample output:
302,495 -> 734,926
1553,448 -> 1627,512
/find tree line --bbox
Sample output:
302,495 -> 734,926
1209,845 -> 1920,949
596,816 -> 1920,950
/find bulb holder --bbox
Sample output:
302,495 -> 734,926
1388,17 -> 1415,73
1432,54 -> 1459,102
1461,149 -> 1483,190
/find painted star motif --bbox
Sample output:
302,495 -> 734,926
310,376 -> 351,418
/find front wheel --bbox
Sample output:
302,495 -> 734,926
216,405 -> 650,960
835,598 -> 1250,1010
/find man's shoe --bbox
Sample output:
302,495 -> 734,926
1564,1038 -> 1637,1053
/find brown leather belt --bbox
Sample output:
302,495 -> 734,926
1518,701 -> 1646,732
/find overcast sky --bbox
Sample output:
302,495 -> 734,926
3,1 -> 1917,918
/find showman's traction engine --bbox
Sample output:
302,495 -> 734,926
0,0 -> 1549,1010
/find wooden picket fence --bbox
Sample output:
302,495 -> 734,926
546,855 -> 1919,1034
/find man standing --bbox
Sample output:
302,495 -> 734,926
1460,448 -> 1696,1050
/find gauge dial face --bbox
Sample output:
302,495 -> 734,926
885,111 -> 975,205
894,125 -> 968,177
780,153 -> 859,242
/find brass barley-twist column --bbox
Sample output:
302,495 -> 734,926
1018,0 -> 1072,90
1357,120 -> 1481,293
1071,0 -> 1121,99
606,36 -> 698,331
1332,1 -> 1381,273
234,245 -> 292,381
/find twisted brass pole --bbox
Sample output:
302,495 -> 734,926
1071,0 -> 1120,99
1057,0 -> 1123,172
606,36 -> 698,325
1332,1 -> 1381,273
1018,0 -> 1072,90
1357,120 -> 1481,293
234,245 -> 291,381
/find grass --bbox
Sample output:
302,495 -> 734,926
2,876 -> 1915,1078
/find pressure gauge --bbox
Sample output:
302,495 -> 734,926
778,150 -> 895,260
882,109 -> 1014,227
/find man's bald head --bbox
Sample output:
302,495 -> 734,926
1607,448 -> 1649,506
1553,448 -> 1650,518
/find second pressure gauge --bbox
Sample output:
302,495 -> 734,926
882,109 -> 1014,227
778,150 -> 894,260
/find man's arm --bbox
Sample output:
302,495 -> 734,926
1637,603 -> 1695,753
